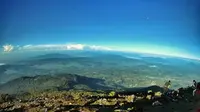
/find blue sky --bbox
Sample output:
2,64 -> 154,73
0,0 -> 200,58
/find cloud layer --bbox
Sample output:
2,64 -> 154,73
2,43 -> 112,52
1,43 -> 200,61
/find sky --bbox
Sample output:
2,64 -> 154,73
0,0 -> 200,59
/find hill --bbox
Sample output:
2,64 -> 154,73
31,53 -> 71,59
0,74 -> 114,95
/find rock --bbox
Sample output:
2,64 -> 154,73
152,101 -> 162,106
64,95 -> 74,100
60,106 -> 65,110
155,91 -> 162,97
0,94 -> 14,103
114,109 -> 127,112
56,107 -> 61,111
125,95 -> 135,102
108,91 -> 116,97
127,106 -> 135,111
44,108 -> 48,112
146,95 -> 152,100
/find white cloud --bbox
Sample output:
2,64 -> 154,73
21,44 -> 66,51
16,43 -> 112,51
2,44 -> 14,52
89,45 -> 112,51
66,44 -> 85,50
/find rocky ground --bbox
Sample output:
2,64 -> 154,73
0,87 -> 200,112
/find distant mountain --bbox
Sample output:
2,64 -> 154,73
32,53 -> 71,59
31,51 -> 116,59
0,53 -> 147,84
92,54 -> 127,59
62,50 -> 113,57
0,74 -> 114,94
1,51 -> 199,92
25,52 -> 194,66
23,53 -> 142,65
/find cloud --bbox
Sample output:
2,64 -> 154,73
1,43 -> 200,61
89,45 -> 112,51
16,43 -> 112,51
21,44 -> 67,51
2,44 -> 14,52
66,44 -> 85,50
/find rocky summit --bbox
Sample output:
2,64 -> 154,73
0,74 -> 200,112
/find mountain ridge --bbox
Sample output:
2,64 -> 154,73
0,74 -> 114,95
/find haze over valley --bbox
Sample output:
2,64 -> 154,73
0,50 -> 199,93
